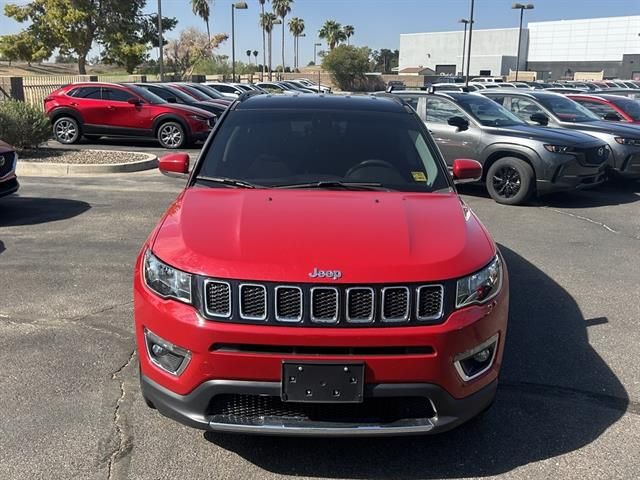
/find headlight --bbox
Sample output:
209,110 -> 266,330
189,114 -> 207,122
614,137 -> 640,146
456,255 -> 502,308
544,144 -> 574,153
143,250 -> 192,303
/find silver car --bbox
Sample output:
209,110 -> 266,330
387,91 -> 609,205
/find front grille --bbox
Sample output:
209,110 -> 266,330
580,146 -> 609,166
204,281 -> 231,318
201,279 -> 446,327
276,287 -> 303,322
208,394 -> 435,425
239,284 -> 266,320
0,151 -> 15,178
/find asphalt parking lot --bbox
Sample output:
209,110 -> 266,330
1,170 -> 639,480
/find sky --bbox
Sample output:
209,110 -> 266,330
1,0 -> 639,67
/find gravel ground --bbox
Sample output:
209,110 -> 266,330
18,148 -> 150,164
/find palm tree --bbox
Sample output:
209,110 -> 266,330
343,25 -> 355,45
319,20 -> 347,50
246,49 -> 252,69
253,50 -> 259,67
260,12 -> 278,79
272,0 -> 292,74
288,17 -> 305,70
258,0 -> 268,78
191,0 -> 212,40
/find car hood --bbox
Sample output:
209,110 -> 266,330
163,103 -> 215,117
151,189 -> 496,283
484,124 -> 604,147
560,120 -> 640,138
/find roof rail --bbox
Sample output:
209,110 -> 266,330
237,89 -> 265,102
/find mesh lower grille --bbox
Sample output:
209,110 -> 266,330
209,394 -> 435,425
205,281 -> 231,317
239,285 -> 266,319
382,287 -> 409,321
417,286 -> 443,319
276,287 -> 302,321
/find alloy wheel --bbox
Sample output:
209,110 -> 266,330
159,124 -> 183,148
55,120 -> 78,143
492,166 -> 522,199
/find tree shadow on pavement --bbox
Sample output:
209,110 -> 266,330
0,196 -> 91,227
205,246 -> 629,479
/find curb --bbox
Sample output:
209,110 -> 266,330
16,151 -> 158,176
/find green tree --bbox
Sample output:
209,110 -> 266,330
322,44 -> 370,91
343,25 -> 355,45
164,28 -> 227,79
272,0 -> 292,74
370,48 -> 399,73
0,31 -> 50,66
191,0 -> 212,40
259,12 -> 277,78
319,20 -> 347,50
252,49 -> 259,66
288,16 -> 304,70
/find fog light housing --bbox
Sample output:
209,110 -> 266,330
144,328 -> 191,376
454,334 -> 499,382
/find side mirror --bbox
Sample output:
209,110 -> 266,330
158,153 -> 190,177
530,112 -> 549,126
128,97 -> 142,105
207,116 -> 217,128
166,97 -> 178,103
447,116 -> 470,131
603,112 -> 621,121
452,158 -> 482,184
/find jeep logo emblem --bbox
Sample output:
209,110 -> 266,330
308,268 -> 342,280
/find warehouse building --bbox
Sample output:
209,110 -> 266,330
399,15 -> 640,80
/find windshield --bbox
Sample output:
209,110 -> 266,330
197,109 -> 449,192
537,95 -> 600,122
162,86 -> 194,103
125,84 -> 166,104
611,97 -> 640,121
455,94 -> 524,127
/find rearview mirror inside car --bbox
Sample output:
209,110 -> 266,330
208,116 -> 217,128
452,158 -> 482,184
166,97 -> 178,103
447,116 -> 470,131
530,113 -> 549,126
603,112 -> 621,121
128,98 -> 142,105
158,153 -> 190,177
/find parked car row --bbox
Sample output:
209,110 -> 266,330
385,88 -> 640,204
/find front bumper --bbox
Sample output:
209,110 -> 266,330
536,154 -> 607,195
0,175 -> 19,198
141,374 -> 498,436
616,153 -> 640,179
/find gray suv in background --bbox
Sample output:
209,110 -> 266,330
387,91 -> 609,205
481,90 -> 640,179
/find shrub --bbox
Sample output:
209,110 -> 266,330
322,45 -> 371,91
0,100 -> 51,149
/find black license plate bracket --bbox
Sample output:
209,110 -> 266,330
281,362 -> 365,403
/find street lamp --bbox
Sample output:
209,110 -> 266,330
271,18 -> 282,80
314,42 -> 322,66
465,0 -> 475,86
458,19 -> 472,78
157,0 -> 164,81
296,33 -> 306,70
512,3 -> 534,81
231,1 -> 248,82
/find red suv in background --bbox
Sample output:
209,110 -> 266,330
44,83 -> 216,148
568,94 -> 640,124
136,95 -> 508,436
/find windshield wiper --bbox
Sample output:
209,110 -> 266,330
196,176 -> 259,189
274,181 -> 393,191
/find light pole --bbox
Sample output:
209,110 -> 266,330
458,19 -> 471,78
157,0 -> 164,81
512,3 -> 534,81
296,33 -> 306,70
313,42 -> 322,66
231,2 -> 248,82
465,0 -> 475,86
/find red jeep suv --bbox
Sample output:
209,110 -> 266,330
45,83 -> 215,148
135,94 -> 509,436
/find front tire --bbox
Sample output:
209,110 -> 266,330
53,117 -> 81,144
486,157 -> 534,205
157,121 -> 186,149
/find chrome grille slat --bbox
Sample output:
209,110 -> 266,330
381,287 -> 410,322
346,287 -> 374,323
416,285 -> 444,320
310,287 -> 339,323
204,280 -> 231,318
239,284 -> 267,320
275,286 -> 303,322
